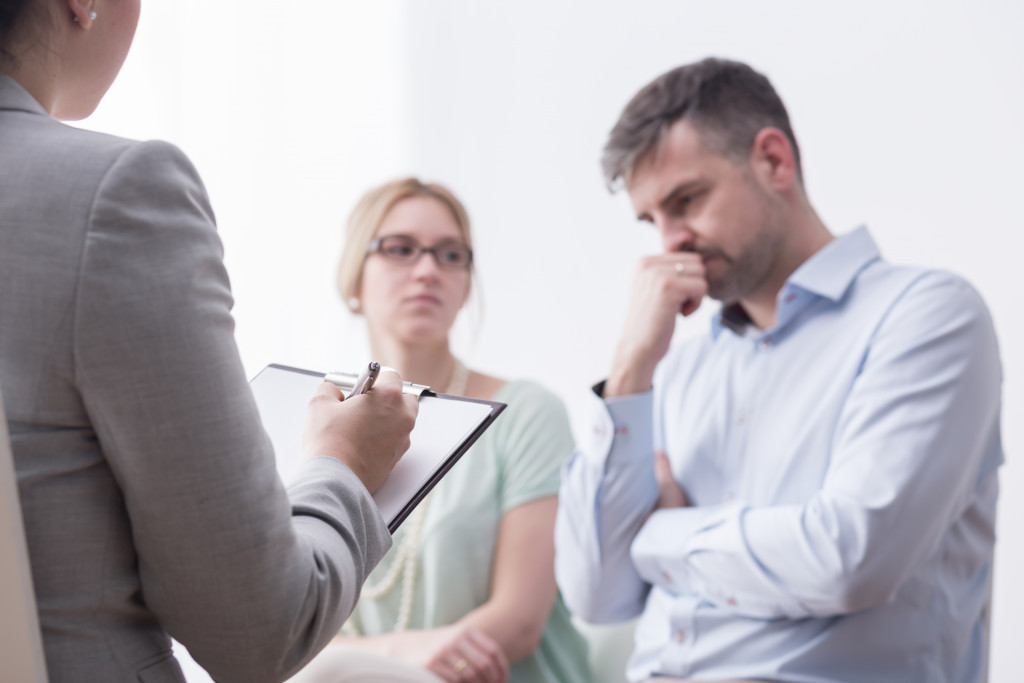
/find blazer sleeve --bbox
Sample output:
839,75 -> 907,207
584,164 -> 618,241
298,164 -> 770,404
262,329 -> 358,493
71,140 -> 391,683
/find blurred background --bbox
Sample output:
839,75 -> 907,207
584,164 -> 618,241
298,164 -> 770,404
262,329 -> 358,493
82,1 -> 1022,680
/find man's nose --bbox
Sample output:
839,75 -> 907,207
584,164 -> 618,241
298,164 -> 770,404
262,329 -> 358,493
657,218 -> 696,252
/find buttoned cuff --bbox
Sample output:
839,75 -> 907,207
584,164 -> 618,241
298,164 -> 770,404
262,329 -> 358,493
581,381 -> 655,470
631,503 -> 739,595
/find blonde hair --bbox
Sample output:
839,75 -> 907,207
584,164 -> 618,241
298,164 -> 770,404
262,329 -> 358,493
337,177 -> 474,313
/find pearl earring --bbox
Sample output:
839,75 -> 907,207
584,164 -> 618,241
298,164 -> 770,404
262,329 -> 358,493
348,297 -> 361,312
72,11 -> 98,23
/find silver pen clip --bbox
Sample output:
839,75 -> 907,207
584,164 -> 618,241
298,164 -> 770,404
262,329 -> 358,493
324,370 -> 431,397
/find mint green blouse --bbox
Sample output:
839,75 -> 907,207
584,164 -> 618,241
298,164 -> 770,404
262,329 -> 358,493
343,380 -> 591,683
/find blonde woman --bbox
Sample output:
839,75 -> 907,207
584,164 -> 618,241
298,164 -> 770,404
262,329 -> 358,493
293,178 -> 590,683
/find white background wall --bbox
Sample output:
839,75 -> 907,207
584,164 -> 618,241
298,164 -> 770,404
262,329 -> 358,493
84,1 -> 1022,679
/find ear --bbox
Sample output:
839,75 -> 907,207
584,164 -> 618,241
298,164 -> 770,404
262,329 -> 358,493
68,0 -> 96,28
750,128 -> 798,192
346,271 -> 364,313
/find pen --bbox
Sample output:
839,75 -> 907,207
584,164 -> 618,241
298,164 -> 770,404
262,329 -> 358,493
349,361 -> 381,397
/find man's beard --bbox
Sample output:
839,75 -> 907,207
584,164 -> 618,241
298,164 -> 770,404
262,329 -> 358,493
705,194 -> 786,304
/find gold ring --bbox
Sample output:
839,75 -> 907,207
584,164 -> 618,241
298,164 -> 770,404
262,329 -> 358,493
675,262 -> 686,275
453,658 -> 467,673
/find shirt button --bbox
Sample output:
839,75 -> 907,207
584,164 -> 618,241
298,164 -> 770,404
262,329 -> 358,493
675,629 -> 686,643
724,492 -> 735,502
758,338 -> 772,350
737,412 -> 746,424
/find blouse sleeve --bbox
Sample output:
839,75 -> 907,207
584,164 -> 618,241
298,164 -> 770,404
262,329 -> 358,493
493,381 -> 576,513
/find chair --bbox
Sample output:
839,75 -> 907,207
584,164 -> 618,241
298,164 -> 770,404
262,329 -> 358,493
0,390 -> 49,681
574,617 -> 636,683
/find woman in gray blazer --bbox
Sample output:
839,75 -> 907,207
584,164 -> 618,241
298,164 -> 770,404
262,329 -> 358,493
0,2 -> 417,681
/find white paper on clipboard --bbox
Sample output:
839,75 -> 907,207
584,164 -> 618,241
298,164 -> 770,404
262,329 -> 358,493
249,363 -> 505,532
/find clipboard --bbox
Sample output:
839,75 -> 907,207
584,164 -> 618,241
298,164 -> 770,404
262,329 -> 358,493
250,363 -> 506,533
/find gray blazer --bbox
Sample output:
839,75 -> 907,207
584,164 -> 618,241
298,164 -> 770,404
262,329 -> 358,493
0,74 -> 391,683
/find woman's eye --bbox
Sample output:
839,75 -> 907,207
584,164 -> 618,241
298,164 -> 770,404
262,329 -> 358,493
440,249 -> 462,263
385,244 -> 416,257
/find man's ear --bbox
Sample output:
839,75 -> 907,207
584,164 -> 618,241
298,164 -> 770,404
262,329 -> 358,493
750,127 -> 798,191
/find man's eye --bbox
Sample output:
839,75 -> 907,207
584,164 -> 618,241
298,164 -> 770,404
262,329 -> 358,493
675,189 -> 706,214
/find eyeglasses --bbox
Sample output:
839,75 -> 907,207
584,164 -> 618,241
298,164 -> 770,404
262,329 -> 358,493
367,235 -> 473,271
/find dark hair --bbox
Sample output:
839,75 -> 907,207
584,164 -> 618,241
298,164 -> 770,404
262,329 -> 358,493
601,57 -> 803,190
0,0 -> 36,66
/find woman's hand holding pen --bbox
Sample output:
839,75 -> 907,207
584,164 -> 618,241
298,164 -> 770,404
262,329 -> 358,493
302,369 -> 419,494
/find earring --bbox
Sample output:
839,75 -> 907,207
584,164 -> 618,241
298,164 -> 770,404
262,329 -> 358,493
348,297 -> 361,312
72,11 -> 98,23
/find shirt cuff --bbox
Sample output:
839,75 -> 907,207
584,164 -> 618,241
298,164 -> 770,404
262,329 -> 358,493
580,381 -> 654,470
630,503 -> 739,594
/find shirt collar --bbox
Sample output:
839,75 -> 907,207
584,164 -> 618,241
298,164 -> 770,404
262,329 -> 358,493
787,226 -> 880,302
0,73 -> 47,116
712,226 -> 881,338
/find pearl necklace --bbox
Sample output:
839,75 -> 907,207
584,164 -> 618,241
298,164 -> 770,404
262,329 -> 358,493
346,357 -> 470,634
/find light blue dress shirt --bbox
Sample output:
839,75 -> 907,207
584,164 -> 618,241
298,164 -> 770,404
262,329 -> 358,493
555,228 -> 1003,683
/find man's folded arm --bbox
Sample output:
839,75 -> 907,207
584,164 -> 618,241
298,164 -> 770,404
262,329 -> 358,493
555,389 -> 659,623
631,274 -> 1002,620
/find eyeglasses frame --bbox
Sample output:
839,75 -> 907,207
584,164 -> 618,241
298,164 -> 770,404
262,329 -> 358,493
366,235 -> 474,271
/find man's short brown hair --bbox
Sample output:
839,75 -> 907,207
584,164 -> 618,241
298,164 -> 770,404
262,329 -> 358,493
602,57 -> 803,190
